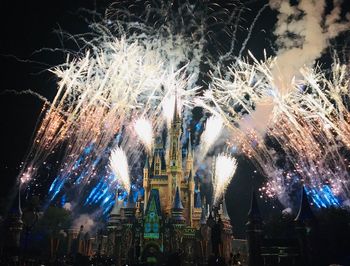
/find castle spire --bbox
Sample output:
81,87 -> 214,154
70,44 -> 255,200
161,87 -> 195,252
295,186 -> 315,223
110,192 -> 122,216
123,188 -> 136,220
187,132 -> 193,157
126,188 -> 135,209
194,191 -> 202,209
172,89 -> 180,124
188,169 -> 193,181
247,190 -> 261,223
246,189 -> 263,266
222,196 -> 230,220
200,206 -> 207,225
172,186 -> 184,210
185,131 -> 194,178
171,187 -> 185,223
144,156 -> 150,169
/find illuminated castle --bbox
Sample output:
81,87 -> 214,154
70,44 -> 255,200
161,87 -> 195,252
106,100 -> 233,265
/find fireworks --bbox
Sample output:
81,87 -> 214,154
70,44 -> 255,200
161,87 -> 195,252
200,55 -> 350,206
134,118 -> 154,154
109,147 -> 130,192
212,153 -> 237,205
16,0 -> 350,213
19,0 -> 235,214
195,115 -> 224,168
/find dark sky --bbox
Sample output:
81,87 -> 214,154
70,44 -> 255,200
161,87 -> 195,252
2,0 -> 345,237
0,0 -> 106,211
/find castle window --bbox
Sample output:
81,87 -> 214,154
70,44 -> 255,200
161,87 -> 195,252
155,163 -> 160,175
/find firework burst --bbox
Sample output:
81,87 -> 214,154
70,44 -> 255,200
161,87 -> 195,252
212,153 -> 237,205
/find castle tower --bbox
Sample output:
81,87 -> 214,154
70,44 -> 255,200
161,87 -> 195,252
167,96 -> 183,213
246,190 -> 263,266
106,193 -> 123,258
143,156 -> 150,210
171,186 -> 185,223
108,193 -> 123,226
220,197 -> 233,262
123,189 -> 136,221
192,190 -> 202,227
187,170 -> 195,226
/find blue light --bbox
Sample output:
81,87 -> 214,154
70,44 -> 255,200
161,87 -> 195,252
305,185 -> 341,208
61,194 -> 66,207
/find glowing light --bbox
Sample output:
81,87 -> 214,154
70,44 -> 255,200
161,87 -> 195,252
134,118 -> 154,153
213,153 -> 237,205
109,147 -> 130,192
200,116 -> 224,154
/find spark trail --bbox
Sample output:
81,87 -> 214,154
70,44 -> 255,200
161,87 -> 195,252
109,147 -> 131,192
134,118 -> 154,154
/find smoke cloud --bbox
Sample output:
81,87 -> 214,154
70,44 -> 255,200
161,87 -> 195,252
269,0 -> 350,91
72,214 -> 95,232
240,0 -> 350,135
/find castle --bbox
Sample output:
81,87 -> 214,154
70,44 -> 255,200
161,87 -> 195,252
106,101 -> 233,265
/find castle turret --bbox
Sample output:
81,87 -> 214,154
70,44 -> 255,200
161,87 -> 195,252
220,196 -> 230,221
295,186 -> 317,266
108,192 -> 123,227
193,190 -> 202,227
171,187 -> 185,223
246,190 -> 263,266
220,196 -> 233,262
200,197 -> 208,225
124,189 -> 136,220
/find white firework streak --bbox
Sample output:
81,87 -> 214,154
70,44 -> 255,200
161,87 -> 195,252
196,116 -> 224,167
213,153 -> 238,205
134,118 -> 154,154
109,147 -> 130,192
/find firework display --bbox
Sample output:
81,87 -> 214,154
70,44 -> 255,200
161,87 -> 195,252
16,0 -> 350,215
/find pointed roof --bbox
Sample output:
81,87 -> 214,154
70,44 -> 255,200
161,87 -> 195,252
144,156 -> 150,169
194,181 -> 199,192
247,190 -> 261,222
10,188 -> 22,217
187,132 -> 193,155
200,206 -> 207,224
172,91 -> 180,125
194,191 -> 202,208
295,186 -> 315,223
145,189 -> 162,216
126,188 -> 135,209
110,193 -> 122,216
150,148 -> 167,174
188,170 -> 193,182
172,186 -> 184,210
222,196 -> 230,220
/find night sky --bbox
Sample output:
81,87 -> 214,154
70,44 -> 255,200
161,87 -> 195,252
0,0 -> 348,237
